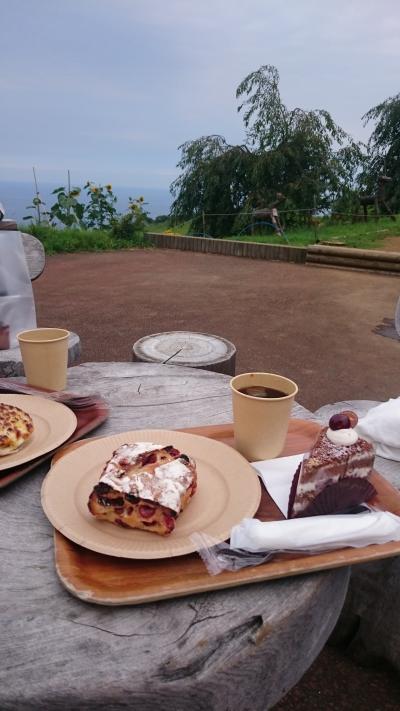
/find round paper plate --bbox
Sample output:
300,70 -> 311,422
0,395 -> 77,470
41,429 -> 262,559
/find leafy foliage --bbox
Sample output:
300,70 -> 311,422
23,194 -> 50,224
83,182 -> 118,229
171,65 -> 363,236
361,93 -> 400,209
49,186 -> 85,227
110,196 -> 149,243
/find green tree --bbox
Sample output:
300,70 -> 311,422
361,93 -> 400,210
171,65 -> 362,236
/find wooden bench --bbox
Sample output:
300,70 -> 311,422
0,220 -> 81,375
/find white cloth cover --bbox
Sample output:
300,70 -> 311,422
0,231 -> 36,347
230,511 -> 400,553
357,398 -> 400,461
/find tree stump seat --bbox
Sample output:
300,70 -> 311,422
132,331 -> 236,375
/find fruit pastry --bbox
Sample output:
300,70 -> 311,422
88,442 -> 197,535
0,402 -> 34,456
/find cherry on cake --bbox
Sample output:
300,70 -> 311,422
288,412 -> 376,518
88,442 -> 197,535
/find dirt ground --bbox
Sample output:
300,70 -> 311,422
33,248 -> 400,413
381,235 -> 400,252
32,249 -> 400,709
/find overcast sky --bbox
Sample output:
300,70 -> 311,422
2,0 -> 399,189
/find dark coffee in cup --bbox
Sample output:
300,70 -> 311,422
238,386 -> 287,398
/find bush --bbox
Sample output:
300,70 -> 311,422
23,224 -> 150,255
110,197 -> 149,245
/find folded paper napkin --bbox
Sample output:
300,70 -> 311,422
230,511 -> 400,553
252,453 -> 304,516
356,398 -> 400,461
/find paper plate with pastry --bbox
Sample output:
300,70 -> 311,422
41,428 -> 262,559
0,395 -> 77,470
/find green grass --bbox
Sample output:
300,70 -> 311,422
22,216 -> 400,254
148,216 -> 400,250
22,224 -> 150,255
227,216 -> 400,249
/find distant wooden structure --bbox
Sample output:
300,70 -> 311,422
359,175 -> 396,222
252,192 -> 285,235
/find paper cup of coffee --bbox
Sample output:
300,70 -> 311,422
230,372 -> 298,460
17,328 -> 70,390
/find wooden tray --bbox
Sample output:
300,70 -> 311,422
53,420 -> 400,606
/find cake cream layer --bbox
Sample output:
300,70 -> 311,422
292,427 -> 374,517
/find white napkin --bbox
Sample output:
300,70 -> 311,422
230,511 -> 400,553
252,453 -> 304,516
357,398 -> 400,461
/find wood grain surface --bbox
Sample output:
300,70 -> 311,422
0,363 -> 350,711
21,232 -> 45,280
132,331 -> 237,375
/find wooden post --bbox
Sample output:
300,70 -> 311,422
313,194 -> 318,243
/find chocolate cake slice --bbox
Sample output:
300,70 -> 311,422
288,412 -> 376,519
88,442 -> 197,535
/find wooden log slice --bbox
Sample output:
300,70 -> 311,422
0,363 -> 349,710
132,331 -> 237,375
21,232 -> 45,280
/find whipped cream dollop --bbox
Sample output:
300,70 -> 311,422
326,427 -> 359,446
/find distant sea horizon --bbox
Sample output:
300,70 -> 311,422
0,180 -> 172,223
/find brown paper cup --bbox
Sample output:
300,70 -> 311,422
17,328 -> 70,390
230,372 -> 298,461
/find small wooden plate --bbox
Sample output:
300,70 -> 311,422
53,420 -> 400,606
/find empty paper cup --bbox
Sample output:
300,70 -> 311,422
17,328 -> 70,390
230,372 -> 298,460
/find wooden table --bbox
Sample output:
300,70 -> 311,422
0,363 -> 349,710
314,400 -> 400,672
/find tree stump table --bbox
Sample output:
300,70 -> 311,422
314,400 -> 400,672
132,331 -> 237,375
0,363 -> 349,710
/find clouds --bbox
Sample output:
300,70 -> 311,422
2,0 -> 399,186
